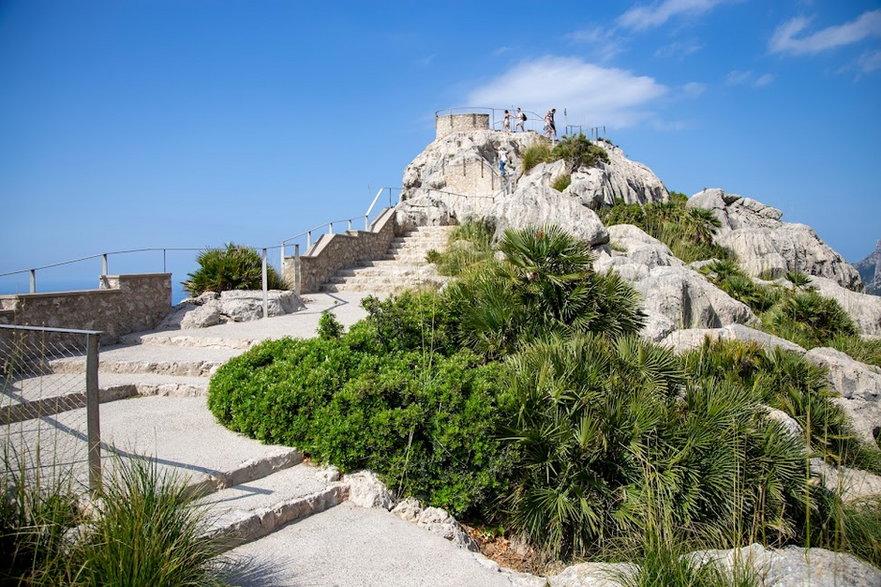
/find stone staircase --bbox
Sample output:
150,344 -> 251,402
320,225 -> 454,294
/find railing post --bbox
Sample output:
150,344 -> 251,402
347,219 -> 352,231
294,244 -> 301,298
162,249 -> 167,273
328,222 -> 334,234
101,253 -> 108,276
364,215 -> 369,231
29,269 -> 35,293
307,231 -> 312,250
85,331 -> 102,495
280,241 -> 285,274
261,248 -> 268,319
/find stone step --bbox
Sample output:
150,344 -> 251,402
198,462 -> 347,552
1,372 -> 209,424
48,343 -> 239,377
0,395 -> 302,497
330,266 -> 433,279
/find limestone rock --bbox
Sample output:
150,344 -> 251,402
810,458 -> 881,502
180,303 -> 224,330
765,407 -> 805,440
390,497 -> 479,552
596,225 -> 755,338
548,561 -> 634,586
689,544 -> 881,587
804,347 -> 881,444
659,324 -> 806,355
345,470 -> 394,510
808,276 -> 881,336
854,239 -> 881,295
565,140 -> 670,208
219,290 -> 299,322
688,189 -> 860,289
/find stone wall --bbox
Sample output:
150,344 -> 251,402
435,113 -> 490,140
283,208 -> 397,293
0,273 -> 172,344
442,156 -> 501,196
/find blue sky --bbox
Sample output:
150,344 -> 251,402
2,0 -> 880,296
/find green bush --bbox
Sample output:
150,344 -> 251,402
551,133 -> 610,172
317,310 -> 344,339
428,219 -> 496,277
600,198 -> 732,264
762,290 -> 858,348
208,333 -> 514,518
551,173 -> 572,192
183,243 -> 287,296
521,142 -> 553,172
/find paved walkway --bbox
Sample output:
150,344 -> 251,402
1,290 -> 546,586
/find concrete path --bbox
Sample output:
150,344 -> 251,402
2,275 -> 550,585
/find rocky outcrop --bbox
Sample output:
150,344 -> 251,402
550,544 -> 881,586
659,324 -> 806,355
855,239 -> 881,295
157,290 -> 301,330
596,225 -> 755,339
810,459 -> 881,502
688,189 -> 860,289
808,276 -> 881,336
804,347 -> 881,445
398,130 -> 668,245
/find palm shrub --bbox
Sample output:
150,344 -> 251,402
829,335 -> 881,369
183,243 -> 287,296
762,290 -> 858,348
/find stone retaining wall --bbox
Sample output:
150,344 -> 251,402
0,273 -> 172,344
283,208 -> 398,293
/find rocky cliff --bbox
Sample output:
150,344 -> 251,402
855,240 -> 881,295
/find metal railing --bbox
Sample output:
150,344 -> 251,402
435,106 -> 609,141
1,324 -> 102,493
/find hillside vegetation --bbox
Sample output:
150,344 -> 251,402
209,222 -> 881,571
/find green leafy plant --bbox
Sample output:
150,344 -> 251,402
521,142 -> 553,173
551,133 -> 610,172
317,310 -> 344,339
551,173 -> 572,192
183,243 -> 287,296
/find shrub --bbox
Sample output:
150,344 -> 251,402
829,335 -> 881,369
521,142 -> 553,172
551,173 -> 572,192
183,243 -> 287,296
762,290 -> 858,348
428,219 -> 496,277
208,333 -> 514,518
551,133 -> 610,172
317,310 -> 344,339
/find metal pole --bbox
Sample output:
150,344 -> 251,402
101,254 -> 108,276
162,249 -> 167,273
294,244 -> 301,298
261,248 -> 268,319
29,269 -> 35,293
347,219 -> 352,231
328,222 -> 333,234
307,231 -> 312,250
364,215 -> 369,231
85,332 -> 102,495
280,242 -> 285,274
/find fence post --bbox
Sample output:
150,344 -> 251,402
162,249 -> 167,273
85,331 -> 102,495
294,244 -> 301,298
347,219 -> 352,231
328,222 -> 334,235
307,231 -> 312,250
280,242 -> 285,275
261,248 -> 268,319
29,269 -> 36,293
364,214 -> 369,231
101,254 -> 108,276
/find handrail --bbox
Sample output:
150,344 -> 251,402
363,187 -> 385,230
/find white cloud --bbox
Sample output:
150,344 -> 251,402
725,70 -> 774,87
565,26 -> 624,62
617,0 -> 736,31
857,49 -> 881,72
654,39 -> 702,59
466,56 -> 667,128
770,10 -> 881,55
682,82 -> 706,96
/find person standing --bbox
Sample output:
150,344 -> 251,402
515,107 -> 526,132
544,108 -> 557,140
503,109 -> 511,132
498,147 -> 508,176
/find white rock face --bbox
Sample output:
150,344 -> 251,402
808,276 -> 881,336
398,130 -> 667,245
688,189 -> 860,289
804,347 -> 881,445
688,544 -> 881,587
597,225 -> 755,339
548,561 -> 635,586
811,458 -> 881,502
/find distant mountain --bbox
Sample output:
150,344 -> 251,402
855,240 -> 881,295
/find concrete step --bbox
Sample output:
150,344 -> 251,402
198,463 -> 346,551
1,372 -> 209,424
224,501 -> 544,587
0,395 -> 302,496
48,343 -> 239,377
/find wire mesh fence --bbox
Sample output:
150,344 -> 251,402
1,324 -> 101,493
